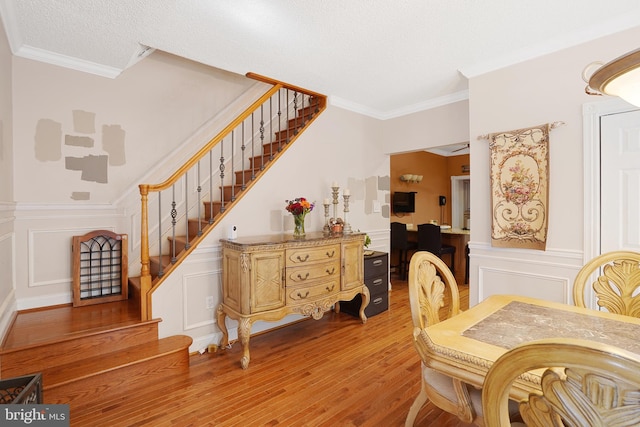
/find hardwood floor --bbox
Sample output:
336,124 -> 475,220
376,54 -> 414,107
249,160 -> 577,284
69,274 -> 472,426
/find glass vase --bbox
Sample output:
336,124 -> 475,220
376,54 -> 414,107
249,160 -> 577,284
293,214 -> 306,238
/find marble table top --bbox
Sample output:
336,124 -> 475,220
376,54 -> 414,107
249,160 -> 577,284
462,300 -> 640,353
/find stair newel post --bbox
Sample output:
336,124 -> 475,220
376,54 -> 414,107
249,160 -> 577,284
138,184 -> 152,320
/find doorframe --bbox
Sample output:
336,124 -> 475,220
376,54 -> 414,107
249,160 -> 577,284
583,98 -> 639,264
451,175 -> 470,229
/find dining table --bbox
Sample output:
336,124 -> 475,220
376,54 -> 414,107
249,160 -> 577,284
417,294 -> 640,401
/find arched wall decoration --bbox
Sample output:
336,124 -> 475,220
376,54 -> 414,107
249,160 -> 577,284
479,122 -> 564,250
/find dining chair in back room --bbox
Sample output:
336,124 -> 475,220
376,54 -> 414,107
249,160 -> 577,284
417,223 -> 456,273
390,222 -> 417,280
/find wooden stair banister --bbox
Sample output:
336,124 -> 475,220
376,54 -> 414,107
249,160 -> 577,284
135,73 -> 327,320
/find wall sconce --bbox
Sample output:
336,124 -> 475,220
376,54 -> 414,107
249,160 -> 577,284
583,48 -> 640,107
400,174 -> 423,183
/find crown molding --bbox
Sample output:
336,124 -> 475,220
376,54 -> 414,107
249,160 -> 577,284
330,89 -> 469,120
14,45 -> 122,78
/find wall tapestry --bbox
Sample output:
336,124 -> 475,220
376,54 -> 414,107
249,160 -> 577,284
486,123 -> 556,250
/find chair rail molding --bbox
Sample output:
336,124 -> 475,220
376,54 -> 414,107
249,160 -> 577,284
469,242 -> 583,306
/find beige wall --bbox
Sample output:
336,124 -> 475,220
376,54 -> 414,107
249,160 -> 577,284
382,99 -> 470,154
467,26 -> 640,305
11,51 -> 255,204
0,16 -> 11,201
0,15 -> 14,338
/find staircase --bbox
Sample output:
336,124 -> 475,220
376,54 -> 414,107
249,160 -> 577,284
0,74 -> 326,408
132,73 -> 327,320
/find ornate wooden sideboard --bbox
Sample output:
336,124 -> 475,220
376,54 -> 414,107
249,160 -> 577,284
217,231 -> 370,369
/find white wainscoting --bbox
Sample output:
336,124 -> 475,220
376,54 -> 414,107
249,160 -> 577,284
470,242 -> 584,306
0,230 -> 16,340
13,202 -> 123,310
154,243 -> 224,354
28,226 -> 115,288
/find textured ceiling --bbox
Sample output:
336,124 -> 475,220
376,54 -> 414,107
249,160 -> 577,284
2,0 -> 640,118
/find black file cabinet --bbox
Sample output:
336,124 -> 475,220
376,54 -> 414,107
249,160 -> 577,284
342,251 -> 389,318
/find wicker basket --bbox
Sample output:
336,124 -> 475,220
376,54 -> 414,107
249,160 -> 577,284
0,373 -> 42,404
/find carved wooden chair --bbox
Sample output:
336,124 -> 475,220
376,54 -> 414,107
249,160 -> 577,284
482,338 -> 640,426
572,250 -> 640,316
406,251 -> 484,426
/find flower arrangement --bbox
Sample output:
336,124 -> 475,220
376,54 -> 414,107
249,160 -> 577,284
286,197 -> 314,237
285,197 -> 314,216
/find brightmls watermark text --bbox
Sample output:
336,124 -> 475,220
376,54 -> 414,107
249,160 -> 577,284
1,405 -> 69,426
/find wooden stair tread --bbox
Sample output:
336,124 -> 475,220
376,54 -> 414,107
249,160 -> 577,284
0,318 -> 161,355
1,299 -> 144,352
44,335 -> 193,390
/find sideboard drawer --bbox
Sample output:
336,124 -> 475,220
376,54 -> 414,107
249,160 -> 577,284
286,279 -> 340,304
286,260 -> 340,284
286,244 -> 340,266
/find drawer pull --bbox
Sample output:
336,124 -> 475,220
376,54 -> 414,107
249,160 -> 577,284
325,267 -> 336,275
372,278 -> 383,285
296,254 -> 310,262
297,272 -> 310,280
372,260 -> 383,266
297,291 -> 310,299
326,285 -> 335,292
373,297 -> 383,304
326,250 -> 336,258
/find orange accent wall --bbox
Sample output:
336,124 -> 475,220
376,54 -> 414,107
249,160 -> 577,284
390,151 -> 469,227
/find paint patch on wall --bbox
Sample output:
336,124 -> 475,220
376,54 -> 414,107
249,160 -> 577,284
65,155 -> 108,183
35,119 -> 62,161
65,135 -> 94,147
73,110 -> 96,134
35,110 -> 128,199
71,192 -> 90,200
378,175 -> 390,191
364,176 -> 379,214
103,124 -> 126,166
0,120 -> 3,160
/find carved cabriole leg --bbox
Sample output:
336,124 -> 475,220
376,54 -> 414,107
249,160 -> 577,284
359,287 -> 370,324
238,317 -> 252,369
216,305 -> 229,348
405,376 -> 428,427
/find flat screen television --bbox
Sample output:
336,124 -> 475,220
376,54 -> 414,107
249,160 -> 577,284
393,191 -> 416,213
